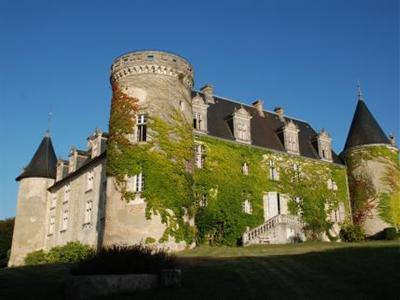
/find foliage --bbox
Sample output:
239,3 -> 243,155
72,244 -> 176,275
194,136 -> 349,245
24,242 -> 94,265
383,227 -> 397,240
0,217 -> 14,267
345,145 -> 399,228
339,223 -> 365,242
107,83 -> 196,244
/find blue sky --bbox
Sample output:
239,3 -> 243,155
0,0 -> 398,219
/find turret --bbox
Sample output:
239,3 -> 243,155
342,87 -> 399,235
8,134 -> 57,266
104,50 -> 195,250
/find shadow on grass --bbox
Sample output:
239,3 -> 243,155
1,244 -> 399,300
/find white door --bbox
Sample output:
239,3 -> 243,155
263,192 -> 279,221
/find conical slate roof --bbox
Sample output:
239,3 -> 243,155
16,135 -> 57,181
343,100 -> 390,152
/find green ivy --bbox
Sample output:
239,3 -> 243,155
345,145 -> 400,229
194,135 -> 349,245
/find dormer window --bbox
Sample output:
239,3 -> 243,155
314,129 -> 333,162
231,106 -> 252,144
192,93 -> 209,133
137,114 -> 147,142
281,120 -> 300,155
242,162 -> 249,175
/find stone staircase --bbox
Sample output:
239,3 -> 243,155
242,214 -> 304,245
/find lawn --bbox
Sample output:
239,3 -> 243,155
0,241 -> 399,299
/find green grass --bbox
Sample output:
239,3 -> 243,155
1,241 -> 399,299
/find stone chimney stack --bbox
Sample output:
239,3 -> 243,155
252,100 -> 264,117
200,84 -> 215,104
274,107 -> 285,121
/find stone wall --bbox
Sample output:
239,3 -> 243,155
8,178 -> 54,266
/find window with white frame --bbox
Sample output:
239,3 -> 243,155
84,199 -> 93,224
269,160 -> 279,181
50,193 -> 57,209
86,170 -> 94,191
193,112 -> 202,130
293,163 -> 301,182
199,194 -> 208,207
195,144 -> 205,169
242,162 -> 249,175
327,179 -> 338,191
237,122 -> 248,141
48,215 -> 55,235
131,173 -> 144,193
64,184 -> 70,203
137,114 -> 147,142
61,209 -> 69,231
338,202 -> 345,222
242,199 -> 253,214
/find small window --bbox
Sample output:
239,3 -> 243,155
84,200 -> 93,224
86,170 -> 94,191
137,114 -> 147,142
64,184 -> 70,203
199,194 -> 208,207
293,163 -> 301,182
179,100 -> 184,111
242,163 -> 249,175
195,144 -> 205,169
193,112 -> 202,130
242,199 -> 252,214
269,160 -> 279,181
48,215 -> 55,235
146,55 -> 154,61
61,209 -> 69,231
129,173 -> 144,193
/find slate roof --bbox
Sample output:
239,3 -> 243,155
16,135 -> 57,181
343,100 -> 390,152
192,91 -> 343,164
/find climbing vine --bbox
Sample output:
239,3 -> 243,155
345,145 -> 399,229
194,135 -> 349,245
107,84 -> 196,244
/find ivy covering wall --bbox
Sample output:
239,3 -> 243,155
194,135 -> 350,245
345,145 -> 400,230
107,85 -> 196,244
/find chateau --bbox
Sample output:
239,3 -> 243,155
9,50 -> 399,266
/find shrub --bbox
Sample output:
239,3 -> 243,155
46,242 -> 94,263
339,223 -> 365,242
383,227 -> 397,240
72,244 -> 177,275
24,242 -> 94,265
25,250 -> 48,265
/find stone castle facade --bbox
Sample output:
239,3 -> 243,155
9,50 -> 399,266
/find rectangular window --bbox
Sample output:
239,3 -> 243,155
199,194 -> 208,207
137,114 -> 147,142
193,112 -> 202,130
242,163 -> 249,175
86,170 -> 94,191
84,200 -> 93,224
64,184 -> 70,203
132,173 -> 144,193
269,160 -> 279,181
242,199 -> 252,214
48,215 -> 55,235
51,193 -> 57,209
195,144 -> 205,169
61,209 -> 69,231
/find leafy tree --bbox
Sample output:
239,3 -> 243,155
0,217 -> 15,267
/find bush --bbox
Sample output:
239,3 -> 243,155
72,244 -> 177,275
339,223 -> 365,242
24,242 -> 94,265
25,250 -> 48,265
383,227 -> 397,240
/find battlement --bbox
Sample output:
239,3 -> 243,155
110,50 -> 194,88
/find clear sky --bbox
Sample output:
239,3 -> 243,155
0,0 -> 398,219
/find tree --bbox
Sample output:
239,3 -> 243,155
0,217 -> 15,267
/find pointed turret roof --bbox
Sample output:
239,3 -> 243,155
16,135 -> 57,181
343,99 -> 390,152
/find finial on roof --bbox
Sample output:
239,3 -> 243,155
357,81 -> 364,101
46,110 -> 53,137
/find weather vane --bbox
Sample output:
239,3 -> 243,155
357,80 -> 364,101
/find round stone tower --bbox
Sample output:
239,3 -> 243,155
103,50 -> 195,251
343,93 -> 399,236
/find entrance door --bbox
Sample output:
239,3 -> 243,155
263,192 -> 288,221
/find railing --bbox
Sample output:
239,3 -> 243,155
242,214 -> 302,245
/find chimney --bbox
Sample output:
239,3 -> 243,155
274,107 -> 285,121
252,100 -> 264,117
388,133 -> 396,146
200,84 -> 215,104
